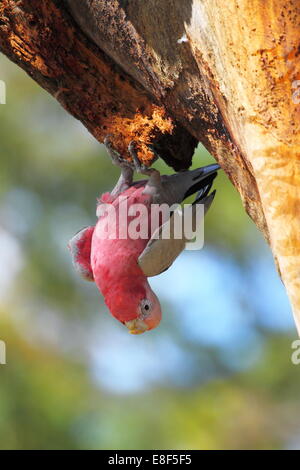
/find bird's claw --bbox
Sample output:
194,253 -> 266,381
128,141 -> 154,175
128,141 -> 161,185
128,141 -> 145,173
105,136 -> 160,178
104,135 -> 134,169
146,143 -> 160,163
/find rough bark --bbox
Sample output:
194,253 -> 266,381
1,0 -> 300,332
0,0 -> 197,168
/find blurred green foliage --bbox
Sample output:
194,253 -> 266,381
0,54 -> 299,450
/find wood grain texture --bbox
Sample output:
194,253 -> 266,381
0,0 -> 197,168
185,0 -> 300,332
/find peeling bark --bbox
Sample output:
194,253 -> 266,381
1,0 -> 300,332
0,0 -> 197,168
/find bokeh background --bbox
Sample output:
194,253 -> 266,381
0,53 -> 299,450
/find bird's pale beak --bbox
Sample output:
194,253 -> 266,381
125,318 -> 149,335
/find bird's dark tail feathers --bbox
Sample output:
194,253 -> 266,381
183,164 -> 219,200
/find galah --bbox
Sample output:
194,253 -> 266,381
69,138 -> 219,334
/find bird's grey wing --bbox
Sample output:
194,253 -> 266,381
138,212 -> 186,277
138,190 -> 216,277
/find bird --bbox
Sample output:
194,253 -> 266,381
68,137 -> 219,334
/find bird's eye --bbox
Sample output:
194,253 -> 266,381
140,299 -> 152,317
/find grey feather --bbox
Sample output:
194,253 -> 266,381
138,211 -> 186,277
143,163 -> 219,206
138,165 -> 218,277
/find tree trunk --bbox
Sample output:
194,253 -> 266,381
1,0 -> 300,333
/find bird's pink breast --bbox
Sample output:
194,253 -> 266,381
91,185 -> 152,296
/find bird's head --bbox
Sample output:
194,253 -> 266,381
105,280 -> 162,335
124,287 -> 162,334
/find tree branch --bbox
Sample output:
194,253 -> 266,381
0,0 -> 197,168
1,0 -> 300,332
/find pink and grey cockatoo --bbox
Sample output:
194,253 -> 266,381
69,138 -> 219,334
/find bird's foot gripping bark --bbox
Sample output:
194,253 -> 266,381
128,141 -> 161,187
104,135 -> 134,196
104,135 -> 134,171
